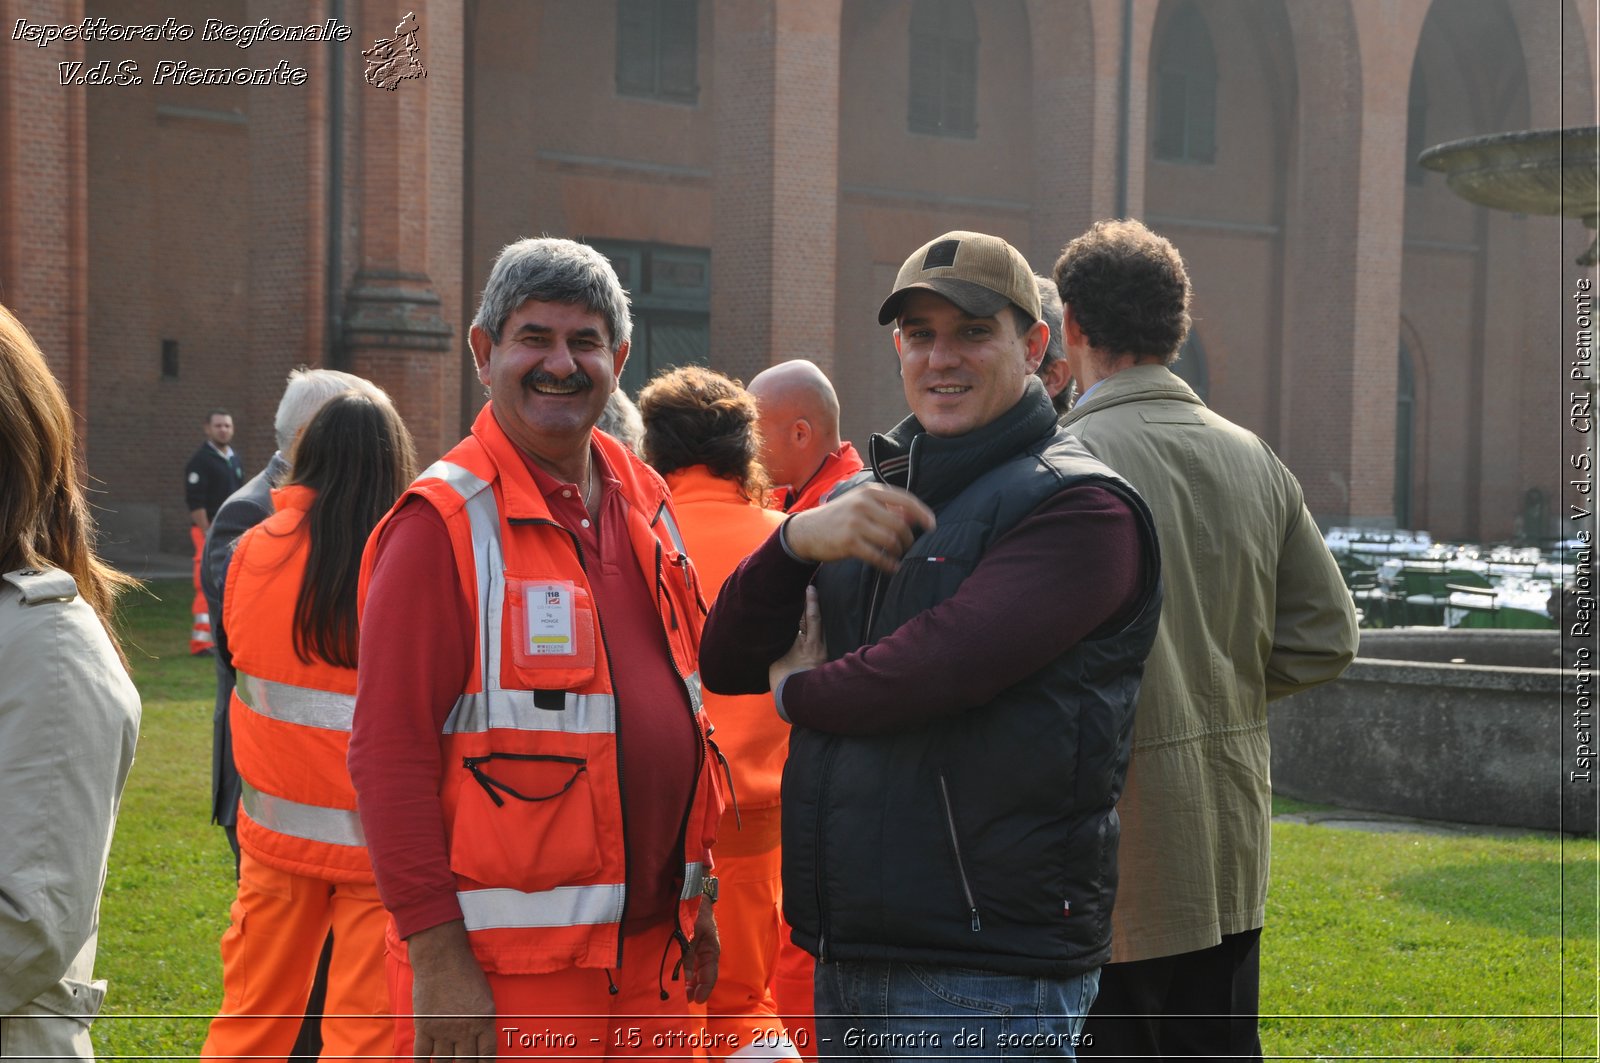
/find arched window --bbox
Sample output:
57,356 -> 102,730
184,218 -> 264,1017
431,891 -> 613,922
908,0 -> 978,137
1394,341 -> 1416,528
1173,332 -> 1209,402
616,0 -> 699,103
1153,2 -> 1217,163
1405,61 -> 1428,185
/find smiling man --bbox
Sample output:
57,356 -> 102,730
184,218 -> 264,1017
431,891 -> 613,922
700,231 -> 1164,1059
347,238 -> 723,1061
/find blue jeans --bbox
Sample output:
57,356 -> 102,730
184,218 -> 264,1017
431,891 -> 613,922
814,959 -> 1099,1060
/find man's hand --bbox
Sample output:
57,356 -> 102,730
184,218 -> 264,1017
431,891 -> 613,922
784,483 -> 936,573
769,586 -> 825,695
407,920 -> 497,1061
682,898 -> 720,1004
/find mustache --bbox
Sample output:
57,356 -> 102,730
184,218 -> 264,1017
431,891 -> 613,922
521,367 -> 594,391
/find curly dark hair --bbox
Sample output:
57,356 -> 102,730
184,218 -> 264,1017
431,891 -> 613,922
638,365 -> 771,505
1052,219 -> 1192,362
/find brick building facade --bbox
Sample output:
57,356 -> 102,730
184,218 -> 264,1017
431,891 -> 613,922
0,0 -> 1593,553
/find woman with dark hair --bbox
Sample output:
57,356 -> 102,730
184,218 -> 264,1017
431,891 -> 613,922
0,304 -> 141,1060
638,366 -> 802,1062
201,391 -> 417,1061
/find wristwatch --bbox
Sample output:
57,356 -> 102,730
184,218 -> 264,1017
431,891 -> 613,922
700,875 -> 718,904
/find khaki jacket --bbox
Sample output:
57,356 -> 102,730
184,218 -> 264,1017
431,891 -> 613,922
0,568 -> 140,1059
1061,365 -> 1357,962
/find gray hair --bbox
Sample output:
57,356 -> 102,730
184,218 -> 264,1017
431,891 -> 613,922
597,388 -> 645,454
275,368 -> 392,455
1034,274 -> 1065,370
472,237 -> 633,352
1034,275 -> 1071,416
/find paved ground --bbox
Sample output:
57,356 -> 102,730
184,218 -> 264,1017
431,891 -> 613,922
1272,807 -> 1569,840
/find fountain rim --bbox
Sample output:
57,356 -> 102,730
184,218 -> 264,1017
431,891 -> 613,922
1417,124 -> 1599,172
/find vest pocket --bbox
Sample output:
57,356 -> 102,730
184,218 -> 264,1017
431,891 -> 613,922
448,751 -> 604,893
507,578 -> 598,680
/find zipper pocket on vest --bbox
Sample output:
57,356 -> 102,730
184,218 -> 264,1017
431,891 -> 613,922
936,771 -> 982,932
463,752 -> 587,807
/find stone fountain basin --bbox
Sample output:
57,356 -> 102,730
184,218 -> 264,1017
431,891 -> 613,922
1269,630 -> 1593,833
1418,126 -> 1598,220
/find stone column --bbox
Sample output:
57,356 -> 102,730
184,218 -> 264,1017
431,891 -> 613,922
343,0 -> 461,460
710,0 -> 840,382
1026,0 -> 1153,267
1277,0 -> 1427,527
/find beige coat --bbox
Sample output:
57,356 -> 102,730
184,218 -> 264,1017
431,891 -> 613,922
1061,365 -> 1357,963
0,568 -> 140,1060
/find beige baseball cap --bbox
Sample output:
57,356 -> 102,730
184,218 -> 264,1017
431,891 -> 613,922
878,231 -> 1042,326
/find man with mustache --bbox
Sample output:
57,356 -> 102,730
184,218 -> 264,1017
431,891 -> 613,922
348,237 -> 723,1060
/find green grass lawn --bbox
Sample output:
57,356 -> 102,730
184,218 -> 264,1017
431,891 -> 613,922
92,579 -> 1599,1059
98,580 -> 236,1058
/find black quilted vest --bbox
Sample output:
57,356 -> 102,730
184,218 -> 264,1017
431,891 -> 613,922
782,382 -> 1163,976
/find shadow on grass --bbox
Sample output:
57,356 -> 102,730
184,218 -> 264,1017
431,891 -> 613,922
1387,856 -> 1598,939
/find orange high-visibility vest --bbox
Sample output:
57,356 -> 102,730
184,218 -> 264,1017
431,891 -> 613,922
663,466 -> 788,814
358,407 -> 722,975
226,484 -> 373,883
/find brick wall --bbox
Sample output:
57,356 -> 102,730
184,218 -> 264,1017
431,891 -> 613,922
2,0 -> 1589,550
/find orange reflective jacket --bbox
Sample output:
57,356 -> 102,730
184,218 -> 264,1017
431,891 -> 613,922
358,408 -> 722,975
226,484 -> 373,884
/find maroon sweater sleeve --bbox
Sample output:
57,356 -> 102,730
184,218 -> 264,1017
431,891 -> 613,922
348,497 -> 473,939
702,484 -> 1147,733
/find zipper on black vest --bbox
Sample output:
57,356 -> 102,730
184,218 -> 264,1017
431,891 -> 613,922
814,736 -> 840,960
862,438 -> 923,641
937,771 -> 982,932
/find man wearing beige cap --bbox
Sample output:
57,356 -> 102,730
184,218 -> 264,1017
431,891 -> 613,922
700,231 -> 1164,1057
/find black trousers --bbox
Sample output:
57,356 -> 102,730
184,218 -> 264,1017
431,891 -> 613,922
1083,927 -> 1264,1062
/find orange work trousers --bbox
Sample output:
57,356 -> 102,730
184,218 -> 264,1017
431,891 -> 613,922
190,525 -> 213,655
201,851 -> 390,1062
705,807 -> 802,1062
388,919 -> 720,1061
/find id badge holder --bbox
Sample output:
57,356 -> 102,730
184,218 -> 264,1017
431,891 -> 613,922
508,579 -> 596,674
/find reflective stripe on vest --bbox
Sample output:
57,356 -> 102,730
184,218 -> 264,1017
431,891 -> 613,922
652,500 -> 688,556
457,862 -> 707,931
421,459 -> 506,697
426,459 -> 702,717
235,671 -> 356,732
239,780 -> 366,848
444,689 -> 617,735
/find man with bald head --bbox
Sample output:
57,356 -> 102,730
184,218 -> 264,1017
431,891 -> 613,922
747,360 -> 863,513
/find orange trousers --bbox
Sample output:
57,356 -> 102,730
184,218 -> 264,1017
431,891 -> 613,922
190,526 -> 213,655
704,807 -> 801,1062
201,852 -> 390,1062
387,919 -> 718,1060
